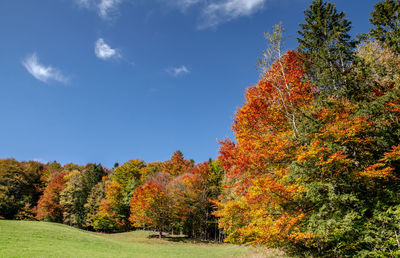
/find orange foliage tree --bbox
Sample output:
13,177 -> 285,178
36,171 -> 69,222
91,181 -> 128,232
217,41 -> 400,255
129,172 -> 173,237
168,162 -> 211,238
216,50 -> 314,246
162,150 -> 192,176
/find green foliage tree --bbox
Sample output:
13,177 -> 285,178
369,0 -> 400,53
207,160 -> 224,201
89,161 -> 143,232
42,161 -> 62,183
297,0 -> 356,93
139,162 -> 163,183
60,170 -> 85,226
59,164 -> 105,228
91,181 -> 128,232
113,160 -> 144,219
113,160 -> 145,187
84,178 -> 108,229
0,159 -> 45,219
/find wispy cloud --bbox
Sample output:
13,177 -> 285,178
75,0 -> 268,27
75,0 -> 122,20
166,65 -> 190,77
98,0 -> 122,19
22,53 -> 69,84
95,38 -> 121,60
164,0 -> 268,29
199,0 -> 266,29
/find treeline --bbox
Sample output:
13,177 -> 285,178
0,151 -> 224,240
215,0 -> 400,257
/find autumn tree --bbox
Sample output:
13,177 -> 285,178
175,161 -> 224,239
36,171 -> 69,222
89,160 -> 144,232
41,161 -> 62,184
113,159 -> 145,187
59,164 -> 105,227
345,39 -> 400,256
84,171 -> 112,229
162,150 -> 192,176
0,159 -> 45,219
113,159 -> 145,214
130,172 -> 173,237
216,4 -> 400,255
216,49 -> 314,247
60,170 -> 84,226
168,168 -> 208,238
139,162 -> 163,183
91,180 -> 128,232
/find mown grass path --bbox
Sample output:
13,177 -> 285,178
0,220 -> 268,258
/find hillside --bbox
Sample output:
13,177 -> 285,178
0,220 -> 283,258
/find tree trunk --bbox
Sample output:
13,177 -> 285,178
214,222 -> 217,242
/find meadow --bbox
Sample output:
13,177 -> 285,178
0,220 -> 284,258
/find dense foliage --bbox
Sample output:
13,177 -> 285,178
0,159 -> 45,219
0,152 -> 224,241
215,0 -> 400,256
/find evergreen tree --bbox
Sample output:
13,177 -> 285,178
297,0 -> 356,93
369,0 -> 400,53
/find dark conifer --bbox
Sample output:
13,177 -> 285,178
297,0 -> 356,93
369,0 -> 400,53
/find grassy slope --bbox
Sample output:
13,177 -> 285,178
0,220 -> 278,258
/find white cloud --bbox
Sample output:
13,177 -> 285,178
95,38 -> 121,60
75,0 -> 268,27
199,0 -> 266,29
167,65 -> 190,77
98,0 -> 121,19
75,0 -> 122,19
22,53 -> 69,84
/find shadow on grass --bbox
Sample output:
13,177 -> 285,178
147,232 -> 221,244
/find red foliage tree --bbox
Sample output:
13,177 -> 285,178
216,50 -> 315,245
36,171 -> 69,222
129,172 -> 172,237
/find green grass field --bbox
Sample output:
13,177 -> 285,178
0,220 -> 285,258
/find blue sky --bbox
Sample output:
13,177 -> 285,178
0,0 -> 381,167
